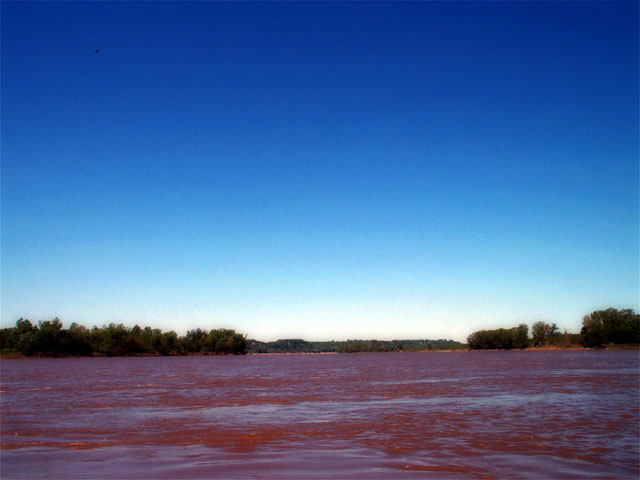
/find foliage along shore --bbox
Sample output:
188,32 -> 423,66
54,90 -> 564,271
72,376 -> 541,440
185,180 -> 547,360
0,319 -> 464,357
247,338 -> 465,354
1,308 -> 638,358
0,320 -> 247,357
467,308 -> 639,350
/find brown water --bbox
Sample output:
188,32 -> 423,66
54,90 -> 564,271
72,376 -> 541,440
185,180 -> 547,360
1,351 -> 638,479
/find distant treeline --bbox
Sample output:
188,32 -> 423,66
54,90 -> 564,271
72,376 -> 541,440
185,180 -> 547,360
248,338 -> 464,354
2,308 -> 637,357
468,308 -> 639,350
0,319 -> 247,357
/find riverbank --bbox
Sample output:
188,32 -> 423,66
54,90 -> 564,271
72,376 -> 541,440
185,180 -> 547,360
3,344 -> 638,359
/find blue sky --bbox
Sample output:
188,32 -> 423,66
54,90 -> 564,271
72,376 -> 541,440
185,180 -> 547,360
2,2 -> 638,341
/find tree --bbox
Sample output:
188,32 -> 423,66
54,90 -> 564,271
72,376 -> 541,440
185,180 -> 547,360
467,324 -> 529,350
12,318 -> 35,349
581,308 -> 640,347
163,331 -> 179,354
35,318 -> 64,355
17,331 -> 37,356
531,321 -> 557,346
66,323 -> 92,355
150,328 -> 167,354
512,324 -> 529,349
0,327 -> 13,350
185,328 -> 208,352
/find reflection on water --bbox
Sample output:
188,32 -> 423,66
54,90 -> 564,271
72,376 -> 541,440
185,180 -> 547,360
1,351 -> 638,479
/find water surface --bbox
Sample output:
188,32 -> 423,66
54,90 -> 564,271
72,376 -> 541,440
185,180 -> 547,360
1,351 -> 638,478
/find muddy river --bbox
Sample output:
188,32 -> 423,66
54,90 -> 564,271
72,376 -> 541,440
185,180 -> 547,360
1,350 -> 638,478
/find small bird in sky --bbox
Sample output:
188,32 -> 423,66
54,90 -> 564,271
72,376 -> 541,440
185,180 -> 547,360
94,49 -> 100,53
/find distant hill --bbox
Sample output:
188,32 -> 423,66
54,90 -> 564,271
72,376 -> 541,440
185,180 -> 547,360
247,338 -> 464,354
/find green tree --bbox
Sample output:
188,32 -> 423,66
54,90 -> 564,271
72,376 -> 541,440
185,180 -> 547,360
66,323 -> 93,355
581,308 -> 640,347
34,318 -> 64,355
512,324 -> 529,349
0,327 -> 14,350
185,328 -> 208,352
150,328 -> 167,354
17,331 -> 37,356
468,324 -> 529,350
126,325 -> 151,354
163,331 -> 180,354
12,318 -> 35,351
531,321 -> 558,346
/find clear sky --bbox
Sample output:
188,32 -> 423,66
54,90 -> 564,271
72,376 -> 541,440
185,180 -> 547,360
2,1 -> 638,342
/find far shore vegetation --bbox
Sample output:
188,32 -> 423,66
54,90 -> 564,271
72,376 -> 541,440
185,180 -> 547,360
247,338 -> 466,354
0,320 -> 247,357
467,308 -> 639,350
0,308 -> 637,358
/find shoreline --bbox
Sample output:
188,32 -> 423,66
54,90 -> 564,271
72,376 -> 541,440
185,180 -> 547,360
2,345 -> 637,359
